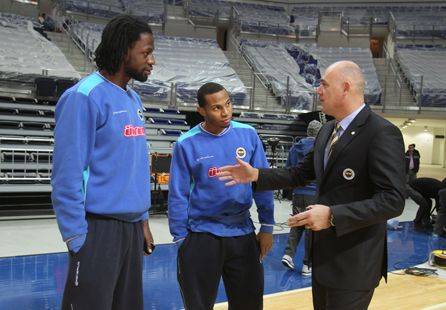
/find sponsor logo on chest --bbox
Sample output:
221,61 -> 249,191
208,166 -> 221,177
124,125 -> 145,137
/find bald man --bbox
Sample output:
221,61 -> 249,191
217,61 -> 406,309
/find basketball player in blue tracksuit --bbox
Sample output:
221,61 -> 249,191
51,15 -> 155,310
168,82 -> 275,310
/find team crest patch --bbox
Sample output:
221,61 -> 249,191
236,147 -> 246,159
137,109 -> 144,121
343,168 -> 355,180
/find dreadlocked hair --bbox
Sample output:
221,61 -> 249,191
94,15 -> 152,74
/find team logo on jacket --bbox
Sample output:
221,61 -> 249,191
124,125 -> 145,137
137,109 -> 144,122
208,167 -> 221,177
343,168 -> 355,180
236,147 -> 246,159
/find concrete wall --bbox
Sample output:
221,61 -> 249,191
317,31 -> 370,48
432,127 -> 446,167
165,22 -> 216,39
1,0 -> 38,17
402,126 -> 435,164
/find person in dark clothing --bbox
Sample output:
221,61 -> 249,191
217,61 -> 406,310
281,120 -> 322,276
41,13 -> 56,32
405,144 -> 420,183
407,177 -> 446,229
434,188 -> 446,236
33,13 -> 50,40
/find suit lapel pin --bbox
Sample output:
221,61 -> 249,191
343,168 -> 355,180
351,131 -> 356,135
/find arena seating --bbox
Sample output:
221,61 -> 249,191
303,46 -> 382,104
58,0 -> 165,24
240,40 -> 314,110
70,22 -> 248,106
392,9 -> 446,38
188,0 -> 293,36
121,0 -> 165,24
187,0 -> 230,19
0,13 -> 80,82
290,7 -> 318,37
235,3 -> 293,36
0,96 -> 189,186
236,112 -> 308,167
57,0 -> 125,18
396,47 -> 446,107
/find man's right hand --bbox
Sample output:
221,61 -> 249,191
217,158 -> 259,186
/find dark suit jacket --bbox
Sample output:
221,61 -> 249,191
256,106 -> 406,290
405,149 -> 420,173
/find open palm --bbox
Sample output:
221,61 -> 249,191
217,158 -> 258,186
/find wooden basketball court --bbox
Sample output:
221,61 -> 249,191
214,273 -> 446,309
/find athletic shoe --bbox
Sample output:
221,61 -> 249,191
281,255 -> 295,270
302,264 -> 312,276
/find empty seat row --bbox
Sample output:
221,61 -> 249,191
160,129 -> 182,137
0,171 -> 51,183
0,151 -> 52,163
0,107 -> 54,118
0,121 -> 53,131
148,118 -> 187,126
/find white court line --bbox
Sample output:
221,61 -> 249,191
421,302 -> 446,310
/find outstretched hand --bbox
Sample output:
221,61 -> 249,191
217,158 -> 259,186
287,204 -> 332,231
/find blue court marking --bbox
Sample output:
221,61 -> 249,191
0,222 -> 445,310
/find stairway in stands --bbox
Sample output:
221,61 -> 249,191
373,58 -> 417,108
224,35 -> 282,111
47,31 -> 96,76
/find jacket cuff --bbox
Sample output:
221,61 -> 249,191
67,234 -> 87,253
259,224 -> 274,234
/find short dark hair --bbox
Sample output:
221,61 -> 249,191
409,143 -> 415,147
95,15 -> 152,74
197,82 -> 226,107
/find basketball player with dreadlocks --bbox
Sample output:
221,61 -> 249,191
51,15 -> 155,310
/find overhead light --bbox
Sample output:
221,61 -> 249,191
409,119 -> 416,123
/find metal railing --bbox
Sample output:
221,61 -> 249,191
389,11 -> 446,41
261,135 -> 294,168
340,14 -> 385,38
230,6 -> 297,41
183,0 -> 229,26
227,30 -> 316,113
60,17 -> 97,73
0,136 -> 54,145
371,56 -> 430,113
0,147 -> 52,182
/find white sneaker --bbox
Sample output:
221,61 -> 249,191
302,264 -> 312,276
281,255 -> 295,270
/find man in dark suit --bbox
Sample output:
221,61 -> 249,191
217,61 -> 406,309
405,144 -> 420,183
